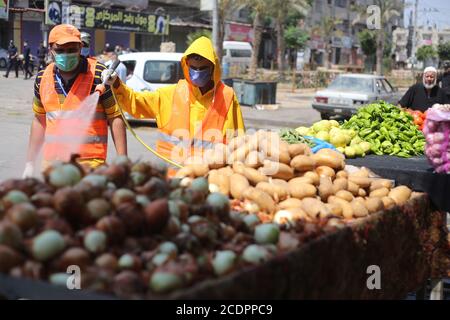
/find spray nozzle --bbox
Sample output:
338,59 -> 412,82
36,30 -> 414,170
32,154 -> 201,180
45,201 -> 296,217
96,59 -> 122,95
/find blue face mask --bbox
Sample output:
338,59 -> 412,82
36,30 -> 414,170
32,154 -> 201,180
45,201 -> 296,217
54,53 -> 79,72
81,47 -> 90,57
189,67 -> 212,87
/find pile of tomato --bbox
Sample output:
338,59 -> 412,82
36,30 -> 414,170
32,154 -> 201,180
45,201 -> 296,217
405,109 -> 426,131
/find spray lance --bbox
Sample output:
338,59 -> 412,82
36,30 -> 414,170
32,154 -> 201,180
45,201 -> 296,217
98,59 -> 183,169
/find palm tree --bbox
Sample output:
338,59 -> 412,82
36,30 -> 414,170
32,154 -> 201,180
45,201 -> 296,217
271,0 -> 310,79
352,0 -> 403,75
246,0 -> 272,80
217,0 -> 244,62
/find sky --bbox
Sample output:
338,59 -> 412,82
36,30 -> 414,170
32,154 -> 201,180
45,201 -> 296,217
404,0 -> 450,30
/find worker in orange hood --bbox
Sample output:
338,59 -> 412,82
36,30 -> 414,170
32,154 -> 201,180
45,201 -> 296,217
102,37 -> 245,165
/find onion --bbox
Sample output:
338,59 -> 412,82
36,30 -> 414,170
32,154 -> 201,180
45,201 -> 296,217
3,190 -> 29,208
212,250 -> 236,276
144,199 -> 170,233
116,203 -> 145,236
159,241 -> 178,255
30,193 -> 54,208
130,172 -> 147,186
7,203 -> 38,232
118,254 -> 141,271
53,187 -> 85,225
190,177 -> 209,194
0,221 -> 23,249
112,189 -> 136,207
57,247 -> 90,270
254,224 -> 280,245
32,230 -> 66,261
243,214 -> 261,230
136,195 -> 151,207
49,273 -> 70,286
152,253 -> 170,267
112,155 -> 131,166
150,271 -> 183,293
49,164 -> 82,188
83,230 -> 107,253
206,193 -> 230,219
0,244 -> 23,273
113,271 -> 146,298
81,174 -> 108,188
95,253 -> 118,271
86,198 -> 111,221
242,244 -> 270,265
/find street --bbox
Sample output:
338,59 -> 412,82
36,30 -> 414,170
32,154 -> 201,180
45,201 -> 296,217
0,76 -> 320,180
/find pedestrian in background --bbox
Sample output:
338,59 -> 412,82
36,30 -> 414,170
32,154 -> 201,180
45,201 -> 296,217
4,40 -> 19,78
37,41 -> 48,71
80,32 -> 91,58
104,46 -> 127,82
23,40 -> 33,79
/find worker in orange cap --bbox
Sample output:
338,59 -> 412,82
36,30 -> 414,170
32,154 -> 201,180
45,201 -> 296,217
22,24 -> 127,177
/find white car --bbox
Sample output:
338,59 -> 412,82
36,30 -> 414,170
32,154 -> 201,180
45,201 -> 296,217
118,52 -> 184,121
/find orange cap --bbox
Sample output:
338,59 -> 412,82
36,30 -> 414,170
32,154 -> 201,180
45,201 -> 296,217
48,24 -> 82,46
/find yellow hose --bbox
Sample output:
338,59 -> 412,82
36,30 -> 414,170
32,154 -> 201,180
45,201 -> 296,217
110,88 -> 183,169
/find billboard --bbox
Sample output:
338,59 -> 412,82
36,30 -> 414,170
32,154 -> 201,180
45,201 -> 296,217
46,2 -> 169,35
0,0 -> 9,21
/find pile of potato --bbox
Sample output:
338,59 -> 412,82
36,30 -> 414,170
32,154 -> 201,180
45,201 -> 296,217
175,130 -> 413,224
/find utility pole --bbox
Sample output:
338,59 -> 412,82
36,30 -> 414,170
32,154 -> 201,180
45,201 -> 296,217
411,0 -> 419,76
212,0 -> 219,54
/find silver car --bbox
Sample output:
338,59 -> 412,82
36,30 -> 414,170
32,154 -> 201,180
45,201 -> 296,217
312,74 -> 402,120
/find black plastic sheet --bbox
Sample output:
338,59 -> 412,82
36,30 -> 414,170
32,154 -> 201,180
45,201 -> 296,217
347,155 -> 450,212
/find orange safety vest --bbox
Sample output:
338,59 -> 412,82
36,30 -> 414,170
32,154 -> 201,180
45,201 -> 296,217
155,79 -> 234,164
40,58 -> 108,162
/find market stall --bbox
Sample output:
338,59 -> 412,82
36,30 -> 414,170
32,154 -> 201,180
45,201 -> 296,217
0,193 -> 447,300
0,127 -> 448,300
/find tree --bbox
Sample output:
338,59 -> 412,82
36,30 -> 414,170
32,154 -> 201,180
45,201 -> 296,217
358,30 -> 376,72
246,0 -> 272,80
352,0 -> 404,75
416,45 -> 437,62
217,0 -> 245,63
284,25 -> 309,68
271,0 -> 310,79
186,29 -> 212,47
438,42 -> 450,62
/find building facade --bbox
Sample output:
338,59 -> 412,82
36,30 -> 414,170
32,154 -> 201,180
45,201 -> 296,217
0,0 -> 210,55
305,0 -> 405,68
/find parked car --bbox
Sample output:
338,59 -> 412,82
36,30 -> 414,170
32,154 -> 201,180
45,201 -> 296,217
118,52 -> 184,121
222,41 -> 252,76
0,48 -> 8,68
312,74 -> 402,120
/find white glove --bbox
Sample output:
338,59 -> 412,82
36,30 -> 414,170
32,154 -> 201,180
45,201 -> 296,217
101,69 -> 118,86
22,162 -> 34,179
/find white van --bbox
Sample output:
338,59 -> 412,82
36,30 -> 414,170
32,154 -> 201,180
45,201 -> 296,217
118,52 -> 184,121
222,41 -> 252,76
119,52 -> 184,93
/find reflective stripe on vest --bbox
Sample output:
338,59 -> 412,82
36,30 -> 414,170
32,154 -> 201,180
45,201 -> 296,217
39,58 -> 108,162
155,79 -> 234,163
